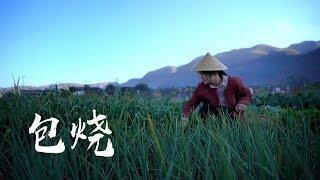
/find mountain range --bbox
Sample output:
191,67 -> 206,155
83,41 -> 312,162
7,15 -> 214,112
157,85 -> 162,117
1,40 -> 319,91
122,40 -> 320,88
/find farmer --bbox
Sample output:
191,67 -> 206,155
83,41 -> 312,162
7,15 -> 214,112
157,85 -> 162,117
181,52 -> 252,128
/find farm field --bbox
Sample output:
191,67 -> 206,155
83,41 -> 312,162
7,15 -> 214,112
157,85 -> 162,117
0,91 -> 320,179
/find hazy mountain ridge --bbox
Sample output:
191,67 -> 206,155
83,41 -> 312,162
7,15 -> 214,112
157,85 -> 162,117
2,40 -> 319,91
0,82 -> 119,92
121,40 -> 320,88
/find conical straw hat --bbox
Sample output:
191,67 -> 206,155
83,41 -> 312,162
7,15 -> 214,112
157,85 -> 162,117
194,52 -> 228,71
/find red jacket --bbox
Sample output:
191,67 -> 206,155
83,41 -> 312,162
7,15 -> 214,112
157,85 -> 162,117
182,76 -> 252,118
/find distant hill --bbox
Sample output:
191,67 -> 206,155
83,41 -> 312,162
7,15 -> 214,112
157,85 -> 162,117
122,40 -> 320,88
2,40 -> 319,91
288,41 -> 320,53
1,82 -> 119,93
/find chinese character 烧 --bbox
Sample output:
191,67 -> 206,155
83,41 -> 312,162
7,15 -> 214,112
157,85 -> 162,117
70,109 -> 114,157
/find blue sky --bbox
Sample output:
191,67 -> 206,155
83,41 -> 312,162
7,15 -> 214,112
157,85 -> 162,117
1,0 -> 319,88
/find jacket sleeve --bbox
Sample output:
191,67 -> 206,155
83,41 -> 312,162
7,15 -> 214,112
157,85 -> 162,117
182,85 -> 202,118
235,77 -> 252,105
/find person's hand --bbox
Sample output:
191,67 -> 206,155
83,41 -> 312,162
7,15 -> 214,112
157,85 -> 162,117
180,117 -> 189,129
236,103 -> 247,112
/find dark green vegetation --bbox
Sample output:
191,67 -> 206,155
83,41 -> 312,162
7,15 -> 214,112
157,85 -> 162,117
0,91 -> 320,179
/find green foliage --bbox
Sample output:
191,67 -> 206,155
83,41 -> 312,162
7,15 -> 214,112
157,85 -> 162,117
253,92 -> 320,109
0,92 -> 319,179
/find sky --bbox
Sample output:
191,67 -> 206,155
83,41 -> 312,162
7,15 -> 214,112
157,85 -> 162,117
1,0 -> 319,88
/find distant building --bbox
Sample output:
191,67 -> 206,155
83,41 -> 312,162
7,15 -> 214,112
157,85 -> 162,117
69,86 -> 102,96
248,87 -> 254,96
74,90 -> 85,96
271,87 -> 285,94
